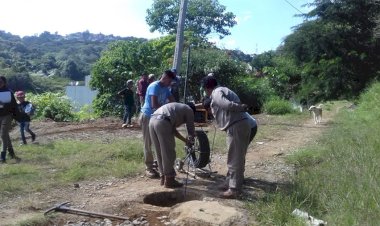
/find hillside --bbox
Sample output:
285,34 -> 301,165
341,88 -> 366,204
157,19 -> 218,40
0,30 -> 145,91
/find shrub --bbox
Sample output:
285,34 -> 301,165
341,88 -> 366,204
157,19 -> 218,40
263,97 -> 294,115
27,92 -> 74,121
92,93 -> 124,117
230,76 -> 275,113
74,104 -> 98,121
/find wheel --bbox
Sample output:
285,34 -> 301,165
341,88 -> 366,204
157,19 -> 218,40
188,130 -> 210,168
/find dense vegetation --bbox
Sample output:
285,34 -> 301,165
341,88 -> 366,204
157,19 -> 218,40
254,0 -> 380,104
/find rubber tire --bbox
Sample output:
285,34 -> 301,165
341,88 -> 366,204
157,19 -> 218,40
188,130 -> 210,168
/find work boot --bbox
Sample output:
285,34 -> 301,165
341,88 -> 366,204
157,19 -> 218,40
145,169 -> 160,179
0,151 -> 6,163
31,133 -> 36,142
9,149 -> 21,163
216,181 -> 229,191
164,176 -> 183,188
219,188 -> 239,199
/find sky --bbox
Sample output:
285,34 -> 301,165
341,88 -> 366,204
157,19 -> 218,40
0,0 -> 313,54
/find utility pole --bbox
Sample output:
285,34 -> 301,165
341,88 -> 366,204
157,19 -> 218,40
172,0 -> 188,75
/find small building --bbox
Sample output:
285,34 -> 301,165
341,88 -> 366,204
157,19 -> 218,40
65,75 -> 98,110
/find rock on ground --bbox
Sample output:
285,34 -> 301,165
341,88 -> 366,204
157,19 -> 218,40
169,200 -> 247,226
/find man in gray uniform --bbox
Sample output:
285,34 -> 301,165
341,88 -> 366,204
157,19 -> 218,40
202,76 -> 257,199
149,102 -> 195,188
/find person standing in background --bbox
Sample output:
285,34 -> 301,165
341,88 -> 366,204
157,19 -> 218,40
170,68 -> 180,102
137,73 -> 149,108
118,79 -> 135,128
15,91 -> 36,145
148,74 -> 155,84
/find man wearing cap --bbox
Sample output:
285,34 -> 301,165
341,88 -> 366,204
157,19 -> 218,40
201,76 -> 257,199
149,102 -> 195,188
15,91 -> 36,145
118,80 -> 135,128
140,70 -> 176,178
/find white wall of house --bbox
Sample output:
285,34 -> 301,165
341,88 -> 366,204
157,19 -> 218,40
65,75 -> 98,110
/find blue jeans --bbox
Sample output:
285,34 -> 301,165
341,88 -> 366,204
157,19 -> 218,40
123,105 -> 134,124
20,121 -> 35,144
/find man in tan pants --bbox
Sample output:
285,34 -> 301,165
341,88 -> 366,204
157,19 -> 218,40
149,102 -> 195,188
140,70 -> 175,178
202,76 -> 257,199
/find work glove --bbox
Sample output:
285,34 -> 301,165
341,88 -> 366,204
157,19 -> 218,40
241,104 -> 249,112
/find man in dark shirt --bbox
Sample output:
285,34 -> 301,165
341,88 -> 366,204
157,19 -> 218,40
118,80 -> 135,128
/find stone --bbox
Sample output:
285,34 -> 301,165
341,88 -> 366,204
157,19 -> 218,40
170,200 -> 248,226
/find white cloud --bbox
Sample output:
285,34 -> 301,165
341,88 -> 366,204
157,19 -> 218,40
209,37 -> 237,50
0,0 -> 161,38
235,11 -> 252,24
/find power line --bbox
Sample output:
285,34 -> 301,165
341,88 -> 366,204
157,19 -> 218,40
283,0 -> 305,15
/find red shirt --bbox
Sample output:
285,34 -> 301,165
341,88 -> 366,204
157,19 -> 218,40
137,78 -> 149,97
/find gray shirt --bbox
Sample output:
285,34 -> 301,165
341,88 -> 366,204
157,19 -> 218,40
152,103 -> 195,136
210,86 -> 248,131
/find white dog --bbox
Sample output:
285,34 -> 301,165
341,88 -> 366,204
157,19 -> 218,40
308,104 -> 323,124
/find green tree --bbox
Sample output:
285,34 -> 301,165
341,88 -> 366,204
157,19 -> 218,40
251,50 -> 276,75
281,0 -> 380,101
146,0 -> 236,40
182,47 -> 246,101
91,39 -> 173,116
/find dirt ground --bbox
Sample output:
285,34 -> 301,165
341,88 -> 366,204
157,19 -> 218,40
1,106 -> 342,225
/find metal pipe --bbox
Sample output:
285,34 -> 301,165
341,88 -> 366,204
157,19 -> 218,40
183,45 -> 191,103
45,202 -> 129,221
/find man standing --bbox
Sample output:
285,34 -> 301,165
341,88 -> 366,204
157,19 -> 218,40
0,76 -> 20,163
201,76 -> 257,199
170,68 -> 180,102
117,80 -> 135,128
137,73 -> 149,108
149,102 -> 195,188
140,70 -> 176,178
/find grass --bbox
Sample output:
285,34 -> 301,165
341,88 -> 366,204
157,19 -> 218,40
246,83 -> 380,225
263,98 -> 295,115
0,138 -> 145,202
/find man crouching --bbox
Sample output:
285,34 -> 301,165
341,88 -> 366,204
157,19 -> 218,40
149,102 -> 195,188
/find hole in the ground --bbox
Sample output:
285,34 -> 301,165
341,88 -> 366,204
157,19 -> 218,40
143,190 -> 202,207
